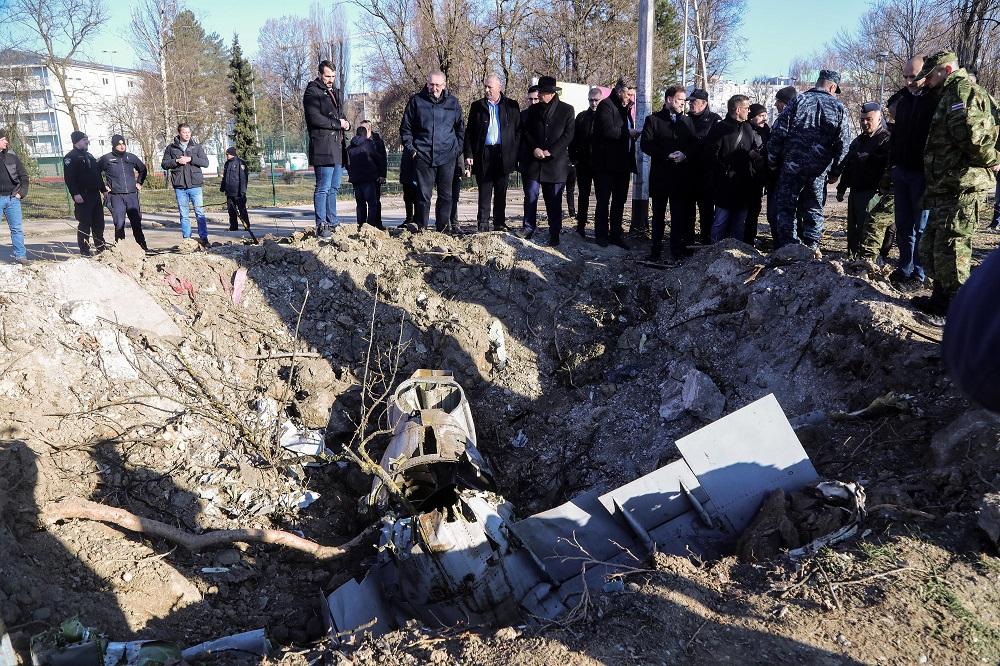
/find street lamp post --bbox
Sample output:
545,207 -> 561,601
102,49 -> 122,135
877,51 -> 890,108
278,83 -> 288,165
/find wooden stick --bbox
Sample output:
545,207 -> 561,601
42,497 -> 374,561
240,352 -> 323,360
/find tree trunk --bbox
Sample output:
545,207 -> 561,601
48,63 -> 81,131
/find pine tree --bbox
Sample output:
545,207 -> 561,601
228,35 -> 261,172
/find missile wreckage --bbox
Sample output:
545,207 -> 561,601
324,370 -> 845,643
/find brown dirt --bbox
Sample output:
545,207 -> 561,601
2,195 -> 999,665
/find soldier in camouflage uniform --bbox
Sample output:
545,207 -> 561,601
912,51 -> 1000,317
860,169 -> 896,262
768,70 -> 853,250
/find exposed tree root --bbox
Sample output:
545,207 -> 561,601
43,497 -> 375,561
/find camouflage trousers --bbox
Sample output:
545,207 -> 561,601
920,193 -> 981,297
860,191 -> 896,261
772,167 -> 827,248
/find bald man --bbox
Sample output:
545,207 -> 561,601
464,73 -> 521,231
887,55 -> 935,287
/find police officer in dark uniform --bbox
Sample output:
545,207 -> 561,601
98,134 -> 148,251
63,130 -> 107,256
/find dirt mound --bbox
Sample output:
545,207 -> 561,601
1,222 -> 999,663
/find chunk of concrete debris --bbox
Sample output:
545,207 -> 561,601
978,493 -> 1000,548
659,368 -> 725,423
487,319 -> 509,369
324,373 -> 818,643
930,409 -> 1000,468
46,259 -> 182,339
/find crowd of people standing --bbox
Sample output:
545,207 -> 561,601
1,51 -> 997,326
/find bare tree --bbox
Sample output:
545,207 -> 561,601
96,72 -> 164,172
130,0 -> 179,146
8,0 -> 108,131
680,0 -> 744,87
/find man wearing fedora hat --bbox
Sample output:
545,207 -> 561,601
768,69 -> 852,250
518,75 -> 575,246
0,129 -> 29,264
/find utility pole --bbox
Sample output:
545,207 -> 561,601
633,0 -> 654,232
877,51 -> 890,109
692,0 -> 708,89
158,0 -> 171,146
250,76 -> 262,165
682,0 -> 689,88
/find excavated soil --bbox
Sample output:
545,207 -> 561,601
2,200 -> 1000,665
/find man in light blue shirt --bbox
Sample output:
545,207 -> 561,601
464,74 -> 522,231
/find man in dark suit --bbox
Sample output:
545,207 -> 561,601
519,76 -> 575,246
569,87 -> 603,238
591,78 -> 640,248
640,86 -> 697,260
464,73 -> 521,232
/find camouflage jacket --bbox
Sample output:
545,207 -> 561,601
923,67 -> 1000,201
767,88 -> 852,178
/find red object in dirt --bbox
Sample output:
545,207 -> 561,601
164,272 -> 196,300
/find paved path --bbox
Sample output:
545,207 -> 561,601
1,190 -> 548,263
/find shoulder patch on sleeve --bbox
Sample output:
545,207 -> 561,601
951,102 -> 967,111
64,157 -> 71,165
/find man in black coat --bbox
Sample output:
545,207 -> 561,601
836,102 -> 890,259
220,147 -> 253,238
640,86 -> 697,260
161,123 -> 210,244
706,95 -> 763,243
519,76 -> 575,246
744,103 -> 770,246
591,78 -> 639,248
400,71 -> 465,234
64,130 -> 107,256
347,122 -> 388,230
303,60 -> 350,238
464,73 -> 520,232
569,87 -> 602,237
687,88 -> 722,244
98,134 -> 148,251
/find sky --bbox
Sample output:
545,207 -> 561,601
83,0 -> 874,86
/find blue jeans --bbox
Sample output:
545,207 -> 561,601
314,165 -> 343,227
711,207 -> 748,243
992,177 -> 1000,227
892,166 -> 926,280
175,187 -> 207,240
1,196 -> 25,259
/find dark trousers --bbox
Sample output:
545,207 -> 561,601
108,192 -> 147,250
593,170 -> 630,241
697,193 -> 715,243
846,189 -> 876,258
892,166 -> 926,280
225,193 -> 250,231
523,179 -> 565,241
75,195 -> 106,255
403,184 -> 419,225
475,146 -> 509,230
450,166 -> 463,227
414,159 -> 456,231
744,189 -> 764,245
652,192 -> 696,258
565,163 -> 577,216
575,164 -> 594,230
353,181 -> 382,228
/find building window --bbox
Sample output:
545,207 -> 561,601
102,77 -> 109,85
127,80 -> 134,88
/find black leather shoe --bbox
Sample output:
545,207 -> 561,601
610,236 -> 630,250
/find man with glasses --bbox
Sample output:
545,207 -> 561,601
569,87 -> 602,238
887,56 -> 935,287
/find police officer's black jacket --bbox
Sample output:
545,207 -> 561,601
706,116 -> 763,209
592,90 -> 637,174
161,137 -> 209,189
0,150 -> 29,198
303,78 -> 348,167
400,88 -> 465,167
63,148 -> 104,196
838,126 -> 890,196
639,106 -> 697,193
347,132 -> 387,184
98,150 -> 147,194
519,95 -> 575,183
463,95 -> 521,177
220,157 -> 249,197
569,108 -> 597,168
